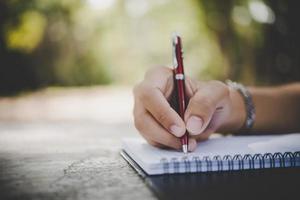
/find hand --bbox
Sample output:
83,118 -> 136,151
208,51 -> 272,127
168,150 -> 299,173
133,67 -> 246,151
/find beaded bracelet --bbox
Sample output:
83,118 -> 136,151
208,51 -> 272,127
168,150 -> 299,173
226,80 -> 256,132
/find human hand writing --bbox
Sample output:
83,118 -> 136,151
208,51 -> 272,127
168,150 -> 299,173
133,67 -> 246,152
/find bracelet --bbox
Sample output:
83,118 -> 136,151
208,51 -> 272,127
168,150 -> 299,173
226,80 -> 256,132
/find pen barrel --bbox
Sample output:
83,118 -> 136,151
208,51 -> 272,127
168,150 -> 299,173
174,79 -> 186,119
181,134 -> 188,148
173,36 -> 186,119
172,35 -> 188,147
173,74 -> 189,146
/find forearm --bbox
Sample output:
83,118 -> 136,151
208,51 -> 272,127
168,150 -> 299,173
249,83 -> 300,133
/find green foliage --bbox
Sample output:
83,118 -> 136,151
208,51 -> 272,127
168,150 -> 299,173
0,0 -> 111,95
0,0 -> 299,95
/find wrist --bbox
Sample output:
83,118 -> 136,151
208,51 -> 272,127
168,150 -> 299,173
226,81 -> 256,134
216,85 -> 246,133
229,87 -> 247,132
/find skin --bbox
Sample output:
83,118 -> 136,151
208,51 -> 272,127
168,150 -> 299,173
133,67 -> 300,152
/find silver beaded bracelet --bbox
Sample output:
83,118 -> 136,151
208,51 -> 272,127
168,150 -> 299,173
226,80 -> 256,132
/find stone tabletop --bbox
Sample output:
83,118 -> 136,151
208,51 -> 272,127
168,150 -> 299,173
0,87 -> 156,200
1,86 -> 300,200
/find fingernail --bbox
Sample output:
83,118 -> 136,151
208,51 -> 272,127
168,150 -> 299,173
186,116 -> 203,135
188,138 -> 197,152
169,125 -> 185,137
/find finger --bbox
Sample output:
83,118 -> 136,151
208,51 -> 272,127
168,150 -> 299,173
185,81 -> 229,135
143,66 -> 175,98
147,140 -> 165,149
191,131 -> 211,142
190,107 -> 226,142
138,84 -> 186,137
133,100 -> 182,150
184,76 -> 198,98
148,140 -> 183,150
193,112 -> 224,141
188,138 -> 197,152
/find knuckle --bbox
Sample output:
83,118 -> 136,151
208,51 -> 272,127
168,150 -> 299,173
144,66 -> 161,79
134,114 -> 145,132
133,83 -> 145,99
209,80 -> 230,97
138,84 -> 152,102
134,82 -> 158,102
193,95 -> 215,112
165,138 -> 180,150
144,66 -> 173,82
146,66 -> 172,76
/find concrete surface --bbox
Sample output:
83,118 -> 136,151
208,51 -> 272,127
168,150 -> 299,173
0,87 -> 156,200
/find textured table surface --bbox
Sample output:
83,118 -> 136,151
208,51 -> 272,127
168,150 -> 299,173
0,87 -> 156,200
0,122 -> 155,200
2,87 -> 299,200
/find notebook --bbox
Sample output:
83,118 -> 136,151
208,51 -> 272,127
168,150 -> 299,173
121,134 -> 300,175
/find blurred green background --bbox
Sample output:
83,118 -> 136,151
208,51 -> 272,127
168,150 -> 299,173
0,0 -> 299,95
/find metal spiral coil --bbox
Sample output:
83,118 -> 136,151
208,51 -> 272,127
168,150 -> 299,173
160,151 -> 300,174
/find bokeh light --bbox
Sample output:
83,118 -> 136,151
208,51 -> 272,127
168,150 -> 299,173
0,0 -> 299,95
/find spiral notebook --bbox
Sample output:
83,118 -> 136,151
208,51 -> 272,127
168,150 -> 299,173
121,134 -> 300,175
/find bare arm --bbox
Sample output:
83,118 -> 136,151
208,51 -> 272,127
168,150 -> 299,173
219,83 -> 300,134
133,67 -> 300,152
248,83 -> 300,133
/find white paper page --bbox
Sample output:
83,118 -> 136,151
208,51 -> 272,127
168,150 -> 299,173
123,133 -> 300,166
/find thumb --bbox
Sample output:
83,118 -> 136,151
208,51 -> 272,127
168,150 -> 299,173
184,81 -> 229,135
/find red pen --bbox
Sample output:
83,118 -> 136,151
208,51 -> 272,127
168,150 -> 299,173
172,33 -> 188,154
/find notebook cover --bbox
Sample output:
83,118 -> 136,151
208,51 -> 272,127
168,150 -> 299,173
120,150 -> 147,178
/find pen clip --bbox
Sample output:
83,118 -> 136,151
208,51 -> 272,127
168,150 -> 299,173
172,33 -> 178,69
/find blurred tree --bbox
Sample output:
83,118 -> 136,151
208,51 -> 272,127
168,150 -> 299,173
0,0 -> 111,95
0,0 -> 39,94
256,0 -> 300,85
197,0 -> 300,85
1,0 -> 299,96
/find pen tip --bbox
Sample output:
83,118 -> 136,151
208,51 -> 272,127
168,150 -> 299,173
182,145 -> 188,154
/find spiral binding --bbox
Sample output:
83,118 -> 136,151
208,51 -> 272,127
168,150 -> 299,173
160,151 -> 300,174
